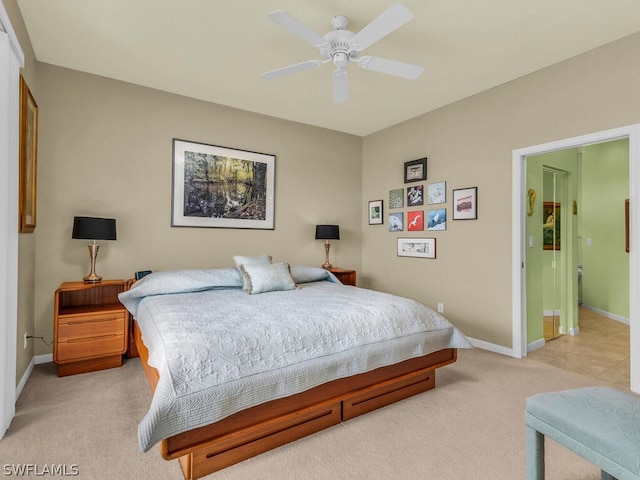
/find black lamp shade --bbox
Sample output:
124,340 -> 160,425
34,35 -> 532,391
315,224 -> 340,240
72,216 -> 117,241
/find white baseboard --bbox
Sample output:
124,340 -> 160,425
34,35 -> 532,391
467,336 -> 520,358
527,338 -> 545,353
15,358 -> 35,401
15,354 -> 53,401
581,304 -> 629,325
35,354 -> 53,365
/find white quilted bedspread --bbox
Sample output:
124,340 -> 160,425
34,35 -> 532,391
119,267 -> 471,452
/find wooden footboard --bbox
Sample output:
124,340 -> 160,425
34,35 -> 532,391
132,321 -> 456,480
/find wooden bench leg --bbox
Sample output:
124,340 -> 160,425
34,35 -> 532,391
526,425 -> 545,480
601,471 -> 616,480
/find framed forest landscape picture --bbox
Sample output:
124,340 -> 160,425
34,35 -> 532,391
172,139 -> 275,229
19,75 -> 38,233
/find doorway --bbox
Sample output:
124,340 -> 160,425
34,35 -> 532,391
511,124 -> 640,393
524,149 -> 578,351
524,141 -> 629,353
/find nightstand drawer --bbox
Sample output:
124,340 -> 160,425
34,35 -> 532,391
53,280 -> 128,376
56,332 -> 125,363
57,311 -> 126,341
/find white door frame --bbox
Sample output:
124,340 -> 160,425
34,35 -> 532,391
0,2 -> 24,439
512,124 -> 640,393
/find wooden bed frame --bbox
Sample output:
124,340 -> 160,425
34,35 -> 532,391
132,320 -> 457,480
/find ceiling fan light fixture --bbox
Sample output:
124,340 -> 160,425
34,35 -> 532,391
332,52 -> 349,68
263,3 -> 423,103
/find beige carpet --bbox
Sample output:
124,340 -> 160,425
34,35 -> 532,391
1,348 -> 622,480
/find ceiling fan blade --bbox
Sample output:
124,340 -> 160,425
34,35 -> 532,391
352,3 -> 414,51
357,55 -> 423,79
267,10 -> 328,49
333,68 -> 349,103
261,60 -> 322,80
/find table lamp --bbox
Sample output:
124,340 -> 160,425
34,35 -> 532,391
315,224 -> 340,269
72,216 -> 117,283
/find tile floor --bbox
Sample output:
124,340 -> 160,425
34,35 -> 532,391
527,306 -> 630,390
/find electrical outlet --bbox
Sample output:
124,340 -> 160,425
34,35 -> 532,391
437,303 -> 444,313
23,332 -> 28,349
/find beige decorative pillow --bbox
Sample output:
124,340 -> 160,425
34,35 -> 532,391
233,255 -> 272,291
239,262 -> 298,295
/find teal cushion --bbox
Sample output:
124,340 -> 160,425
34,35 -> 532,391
526,387 -> 640,476
239,262 -> 297,295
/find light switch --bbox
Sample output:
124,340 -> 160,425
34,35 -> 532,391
586,238 -> 592,246
529,236 -> 534,248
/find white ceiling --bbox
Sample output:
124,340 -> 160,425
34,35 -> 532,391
16,0 -> 640,136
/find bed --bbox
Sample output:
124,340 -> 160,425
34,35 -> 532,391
119,263 -> 471,480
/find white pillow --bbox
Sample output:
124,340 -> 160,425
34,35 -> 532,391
239,262 -> 298,295
233,255 -> 272,291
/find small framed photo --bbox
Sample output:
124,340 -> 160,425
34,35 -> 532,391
389,188 -> 404,208
368,199 -> 383,225
407,211 -> 424,231
452,187 -> 478,220
427,181 -> 446,205
397,237 -> 436,259
404,158 -> 427,183
427,208 -> 447,230
407,185 -> 424,207
389,212 -> 404,232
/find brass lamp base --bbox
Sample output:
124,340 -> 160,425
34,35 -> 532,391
322,240 -> 333,270
83,272 -> 103,284
83,242 -> 103,284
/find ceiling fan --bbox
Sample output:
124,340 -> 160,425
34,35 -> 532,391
261,3 -> 424,103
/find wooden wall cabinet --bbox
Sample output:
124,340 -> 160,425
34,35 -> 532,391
53,280 -> 127,377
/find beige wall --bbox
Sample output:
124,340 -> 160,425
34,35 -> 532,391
15,15 -> 640,366
3,0 -> 38,384
32,63 -> 362,356
361,31 -> 640,347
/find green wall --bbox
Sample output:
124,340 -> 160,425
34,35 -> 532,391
581,139 -> 629,318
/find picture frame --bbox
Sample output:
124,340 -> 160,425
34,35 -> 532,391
389,212 -> 404,232
389,188 -> 404,208
172,139 -> 275,229
18,75 -> 38,233
427,208 -> 447,230
427,181 -> 446,205
407,211 -> 424,231
407,185 -> 424,207
452,187 -> 478,220
368,199 -> 383,225
626,199 -> 630,253
397,237 -> 436,259
543,202 -> 561,251
404,158 -> 427,183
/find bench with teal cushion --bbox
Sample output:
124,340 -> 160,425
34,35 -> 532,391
525,387 -> 640,480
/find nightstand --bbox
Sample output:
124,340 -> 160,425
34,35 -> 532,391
327,267 -> 356,286
53,280 -> 128,377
